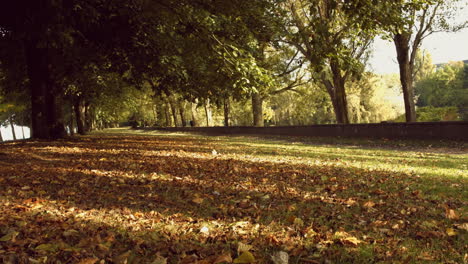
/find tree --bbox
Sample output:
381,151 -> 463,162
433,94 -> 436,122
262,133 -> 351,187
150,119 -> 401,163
281,0 -> 374,124
382,0 -> 467,122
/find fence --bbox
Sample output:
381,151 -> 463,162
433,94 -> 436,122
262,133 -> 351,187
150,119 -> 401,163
148,121 -> 467,140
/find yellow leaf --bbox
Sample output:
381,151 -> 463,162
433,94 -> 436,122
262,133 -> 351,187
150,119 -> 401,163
233,251 -> 255,263
446,228 -> 457,236
0,230 -> 19,242
342,236 -> 362,246
237,242 -> 252,254
192,197 -> 204,204
35,243 -> 59,252
363,201 -> 375,208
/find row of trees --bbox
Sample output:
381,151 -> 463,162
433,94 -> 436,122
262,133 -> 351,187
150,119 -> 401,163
0,0 -> 466,139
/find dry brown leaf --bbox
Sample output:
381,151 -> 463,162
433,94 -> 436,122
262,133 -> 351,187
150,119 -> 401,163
77,258 -> 100,264
213,253 -> 233,264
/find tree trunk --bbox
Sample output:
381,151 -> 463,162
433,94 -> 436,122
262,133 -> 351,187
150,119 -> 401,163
321,64 -> 350,124
252,93 -> 264,127
25,39 -> 66,139
164,102 -> 172,127
9,116 -> 17,140
69,104 -> 75,136
190,102 -> 199,127
394,33 -> 417,122
204,99 -> 213,126
84,103 -> 95,132
74,96 -> 86,135
167,95 -> 179,127
178,100 -> 187,127
21,126 -> 25,139
224,96 -> 230,127
0,129 -> 3,142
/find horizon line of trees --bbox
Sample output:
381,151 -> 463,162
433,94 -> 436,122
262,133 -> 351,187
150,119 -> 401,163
0,0 -> 467,139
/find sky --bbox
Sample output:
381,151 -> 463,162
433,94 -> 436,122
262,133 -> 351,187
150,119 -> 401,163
369,2 -> 468,74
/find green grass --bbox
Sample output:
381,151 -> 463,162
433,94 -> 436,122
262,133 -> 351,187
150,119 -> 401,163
1,127 -> 466,263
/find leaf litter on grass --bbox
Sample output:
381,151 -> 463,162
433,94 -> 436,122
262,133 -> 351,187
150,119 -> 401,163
0,132 -> 466,263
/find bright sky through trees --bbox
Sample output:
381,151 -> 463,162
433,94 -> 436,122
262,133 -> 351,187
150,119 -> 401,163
370,0 -> 468,74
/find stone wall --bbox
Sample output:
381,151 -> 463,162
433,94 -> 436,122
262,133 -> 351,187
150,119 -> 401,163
149,121 -> 468,140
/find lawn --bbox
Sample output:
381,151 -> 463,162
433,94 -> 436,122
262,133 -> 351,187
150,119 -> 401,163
0,128 -> 466,263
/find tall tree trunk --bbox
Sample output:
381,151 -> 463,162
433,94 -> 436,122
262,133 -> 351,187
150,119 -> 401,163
204,99 -> 213,126
167,95 -> 179,127
224,96 -> 230,127
394,33 -> 417,122
322,64 -> 350,124
9,116 -> 17,140
252,93 -> 264,127
21,126 -> 25,139
25,39 -> 66,139
84,103 -> 92,132
164,102 -> 172,127
190,102 -> 199,127
178,100 -> 187,127
69,104 -> 75,136
74,96 -> 86,135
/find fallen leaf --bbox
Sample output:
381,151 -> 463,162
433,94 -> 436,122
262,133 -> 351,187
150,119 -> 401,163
192,197 -> 204,204
35,243 -> 59,252
271,251 -> 289,264
213,253 -> 233,264
77,258 -> 99,264
0,230 -> 19,242
233,251 -> 255,264
363,201 -> 375,208
445,208 -> 459,220
237,242 -> 252,254
446,228 -> 457,236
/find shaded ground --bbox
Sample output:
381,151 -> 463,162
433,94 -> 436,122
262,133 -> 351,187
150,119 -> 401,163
0,129 -> 466,263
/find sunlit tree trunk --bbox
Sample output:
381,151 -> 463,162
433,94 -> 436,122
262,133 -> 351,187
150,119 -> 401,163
164,102 -> 172,127
178,100 -> 187,127
252,93 -> 264,127
204,98 -> 213,126
224,96 -> 230,127
190,102 -> 199,127
74,96 -> 86,135
394,33 -> 417,122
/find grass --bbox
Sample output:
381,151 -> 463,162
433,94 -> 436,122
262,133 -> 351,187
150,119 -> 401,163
0,127 -> 466,263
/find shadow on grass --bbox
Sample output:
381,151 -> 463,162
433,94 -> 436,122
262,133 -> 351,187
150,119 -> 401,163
0,135 -> 466,263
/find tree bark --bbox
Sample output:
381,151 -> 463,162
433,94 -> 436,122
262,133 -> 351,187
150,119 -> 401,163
178,100 -> 187,127
190,102 -> 199,127
204,98 -> 213,126
223,96 -> 230,127
21,126 -> 25,139
321,62 -> 350,124
74,96 -> 86,135
164,102 -> 172,127
167,95 -> 179,127
394,33 -> 417,122
9,116 -> 17,140
25,39 -> 66,139
69,104 -> 75,136
252,93 -> 264,127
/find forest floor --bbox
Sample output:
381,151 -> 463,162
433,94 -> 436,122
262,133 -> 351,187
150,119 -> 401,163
0,128 -> 467,264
